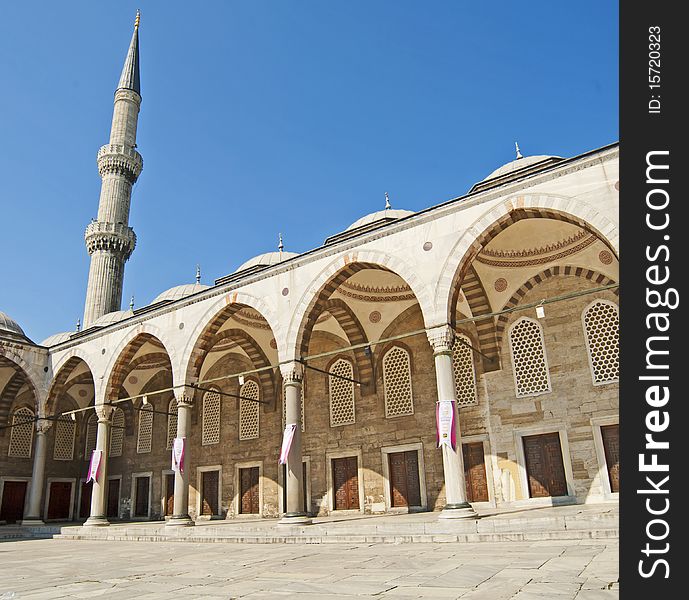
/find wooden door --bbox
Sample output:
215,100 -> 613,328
281,462 -> 308,513
0,481 -> 27,523
463,442 -> 489,502
164,474 -> 175,516
79,481 -> 92,519
201,470 -> 220,516
388,451 -> 422,508
523,433 -> 568,498
47,481 -> 72,520
239,467 -> 259,514
601,424 -> 620,493
107,479 -> 120,519
332,456 -> 359,510
134,476 -> 150,517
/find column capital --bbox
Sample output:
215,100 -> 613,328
427,324 -> 455,355
35,419 -> 53,435
175,387 -> 195,406
94,403 -> 114,422
280,361 -> 304,385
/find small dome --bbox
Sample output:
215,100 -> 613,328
235,251 -> 298,273
483,155 -> 560,181
91,310 -> 135,327
346,208 -> 414,231
41,331 -> 73,346
151,283 -> 210,304
0,311 -> 25,337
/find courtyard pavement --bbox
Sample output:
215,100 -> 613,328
0,537 -> 618,599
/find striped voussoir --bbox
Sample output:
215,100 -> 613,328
0,363 -> 28,428
106,333 -> 165,400
459,266 -> 500,372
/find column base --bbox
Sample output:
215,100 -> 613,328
165,515 -> 195,527
83,515 -> 110,527
19,518 -> 45,526
277,513 -> 312,526
438,502 -> 478,520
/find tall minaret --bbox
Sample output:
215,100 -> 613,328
83,11 -> 143,327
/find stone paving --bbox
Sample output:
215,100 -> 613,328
0,537 -> 618,599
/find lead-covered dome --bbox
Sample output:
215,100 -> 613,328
151,282 -> 210,304
0,311 -> 25,338
41,331 -> 74,346
483,155 -> 561,181
235,251 -> 298,273
346,208 -> 414,231
91,309 -> 135,327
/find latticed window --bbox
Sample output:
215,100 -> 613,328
109,407 -> 125,457
84,413 -> 97,459
583,300 -> 619,385
383,346 -> 414,417
202,389 -> 221,445
239,380 -> 260,440
452,335 -> 478,406
53,417 -> 75,461
136,404 -> 154,453
329,358 -> 356,426
166,398 -> 178,450
508,317 -> 551,397
282,381 -> 305,432
8,407 -> 34,458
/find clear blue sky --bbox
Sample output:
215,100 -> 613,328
0,1 -> 618,343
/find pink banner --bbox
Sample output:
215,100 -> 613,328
436,401 -> 457,451
278,424 -> 297,465
86,449 -> 102,483
172,437 -> 185,473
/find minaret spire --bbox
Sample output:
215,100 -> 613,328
82,13 -> 143,327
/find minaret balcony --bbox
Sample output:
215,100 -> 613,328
84,221 -> 137,258
97,144 -> 143,181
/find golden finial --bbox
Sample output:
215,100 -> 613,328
134,10 -> 141,30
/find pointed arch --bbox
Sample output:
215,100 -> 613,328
46,355 -> 95,417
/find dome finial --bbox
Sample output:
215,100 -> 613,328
75,318 -> 81,332
384,192 -> 391,210
134,9 -> 141,30
515,141 -> 523,160
129,295 -> 135,310
196,264 -> 201,284
278,233 -> 284,255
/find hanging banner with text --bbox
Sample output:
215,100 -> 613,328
171,437 -> 186,473
436,400 -> 456,451
279,423 -> 297,465
86,449 -> 102,483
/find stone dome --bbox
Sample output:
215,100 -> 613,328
91,309 -> 135,327
483,155 -> 561,181
40,331 -> 73,346
236,251 -> 298,273
151,283 -> 210,304
346,208 -> 414,231
0,311 -> 25,338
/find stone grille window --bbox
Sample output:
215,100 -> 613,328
166,398 -> 178,450
583,300 -> 619,385
53,417 -> 75,461
452,335 -> 478,406
202,389 -> 221,445
84,413 -> 97,459
110,407 -> 125,457
239,380 -> 260,440
8,407 -> 34,458
136,404 -> 154,453
508,317 -> 551,397
282,381 -> 305,432
329,358 -> 356,427
383,346 -> 414,417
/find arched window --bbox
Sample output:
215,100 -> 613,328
8,407 -> 34,458
84,413 -> 98,459
239,380 -> 260,440
53,416 -> 76,461
508,317 -> 551,397
383,346 -> 414,417
166,398 -> 178,450
329,358 -> 356,426
582,300 -> 619,385
136,404 -> 154,453
452,335 -> 478,406
109,407 -> 125,457
282,380 -> 305,432
202,389 -> 221,445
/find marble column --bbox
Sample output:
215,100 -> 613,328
278,362 -> 311,525
20,419 -> 52,525
84,404 -> 113,526
427,325 -> 478,519
166,389 -> 194,527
